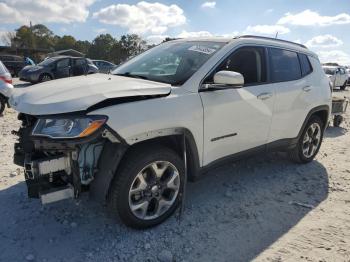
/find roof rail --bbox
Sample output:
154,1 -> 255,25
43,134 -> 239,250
236,35 -> 308,49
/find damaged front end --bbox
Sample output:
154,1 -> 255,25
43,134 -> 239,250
13,113 -> 124,204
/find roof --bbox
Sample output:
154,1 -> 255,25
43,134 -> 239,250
48,49 -> 85,58
172,35 -> 314,56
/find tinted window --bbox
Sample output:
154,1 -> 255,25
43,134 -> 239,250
299,54 -> 312,76
270,48 -> 301,82
73,59 -> 86,66
215,47 -> 267,85
57,59 -> 70,68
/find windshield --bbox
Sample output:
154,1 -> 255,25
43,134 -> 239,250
38,58 -> 58,66
112,41 -> 226,85
323,68 -> 336,75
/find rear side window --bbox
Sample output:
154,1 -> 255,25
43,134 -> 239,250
269,48 -> 301,82
73,58 -> 86,66
299,54 -> 312,76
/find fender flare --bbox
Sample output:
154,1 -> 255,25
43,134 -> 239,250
297,105 -> 330,139
90,127 -> 201,202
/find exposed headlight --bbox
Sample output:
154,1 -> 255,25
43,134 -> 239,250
32,115 -> 107,139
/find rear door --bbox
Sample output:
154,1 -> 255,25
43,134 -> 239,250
200,46 -> 275,165
55,58 -> 71,78
268,48 -> 313,142
72,58 -> 87,76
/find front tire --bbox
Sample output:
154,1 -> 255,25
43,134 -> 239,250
289,116 -> 324,163
108,146 -> 184,229
38,74 -> 52,83
0,95 -> 6,115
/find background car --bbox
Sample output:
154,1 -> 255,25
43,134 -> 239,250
323,65 -> 348,90
92,60 -> 118,74
0,61 -> 13,115
0,55 -> 34,77
19,56 -> 99,83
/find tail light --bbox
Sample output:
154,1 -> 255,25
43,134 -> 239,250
0,75 -> 12,84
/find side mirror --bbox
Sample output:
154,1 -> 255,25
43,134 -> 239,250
213,71 -> 244,87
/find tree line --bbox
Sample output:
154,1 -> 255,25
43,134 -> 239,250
2,24 -> 154,64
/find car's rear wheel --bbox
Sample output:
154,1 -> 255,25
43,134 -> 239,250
340,81 -> 347,90
108,146 -> 184,229
0,95 -> 6,115
289,116 -> 324,163
39,74 -> 52,83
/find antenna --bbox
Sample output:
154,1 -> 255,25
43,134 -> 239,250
275,32 -> 279,39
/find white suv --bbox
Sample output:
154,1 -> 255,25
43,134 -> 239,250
11,36 -> 331,228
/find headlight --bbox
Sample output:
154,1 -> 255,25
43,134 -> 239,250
32,115 -> 107,139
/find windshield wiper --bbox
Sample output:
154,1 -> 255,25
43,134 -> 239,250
114,72 -> 149,80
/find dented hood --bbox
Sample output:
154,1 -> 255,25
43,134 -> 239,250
10,74 -> 171,115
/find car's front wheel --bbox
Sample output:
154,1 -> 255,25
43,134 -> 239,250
289,115 -> 324,163
0,95 -> 6,115
108,146 -> 184,229
39,74 -> 52,83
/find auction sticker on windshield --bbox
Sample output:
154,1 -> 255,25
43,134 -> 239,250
188,45 -> 217,55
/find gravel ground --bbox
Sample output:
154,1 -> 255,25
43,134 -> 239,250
0,80 -> 349,262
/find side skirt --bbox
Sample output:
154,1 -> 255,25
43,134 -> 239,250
197,138 -> 297,177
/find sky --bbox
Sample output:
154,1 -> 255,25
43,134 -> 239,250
0,0 -> 350,64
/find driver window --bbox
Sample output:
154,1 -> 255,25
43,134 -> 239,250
207,46 -> 267,85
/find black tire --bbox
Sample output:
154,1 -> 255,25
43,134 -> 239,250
108,145 -> 184,229
38,73 -> 52,83
340,81 -> 347,90
0,95 -> 6,115
289,115 -> 324,164
333,115 -> 343,127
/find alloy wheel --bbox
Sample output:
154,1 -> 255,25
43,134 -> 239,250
302,123 -> 321,158
41,75 -> 51,82
128,161 -> 180,220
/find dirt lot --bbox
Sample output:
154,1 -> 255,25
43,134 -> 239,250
0,80 -> 350,262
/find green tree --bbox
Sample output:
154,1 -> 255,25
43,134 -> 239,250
54,35 -> 77,50
31,24 -> 55,49
74,40 -> 91,55
120,34 -> 147,58
12,25 -> 35,48
88,34 -> 116,60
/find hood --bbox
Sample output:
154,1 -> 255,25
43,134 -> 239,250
21,65 -> 43,72
10,73 -> 171,115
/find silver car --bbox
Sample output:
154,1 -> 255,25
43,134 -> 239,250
0,61 -> 13,115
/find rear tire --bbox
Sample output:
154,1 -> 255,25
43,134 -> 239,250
108,145 -> 184,229
289,116 -> 324,164
333,115 -> 343,127
340,81 -> 347,90
0,95 -> 6,115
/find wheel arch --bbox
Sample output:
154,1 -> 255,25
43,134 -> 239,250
90,128 -> 201,202
121,128 -> 201,181
298,105 -> 330,139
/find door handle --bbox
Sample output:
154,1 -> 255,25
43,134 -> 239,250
302,86 -> 312,92
257,92 -> 273,100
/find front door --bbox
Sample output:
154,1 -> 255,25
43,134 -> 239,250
199,46 -> 275,166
